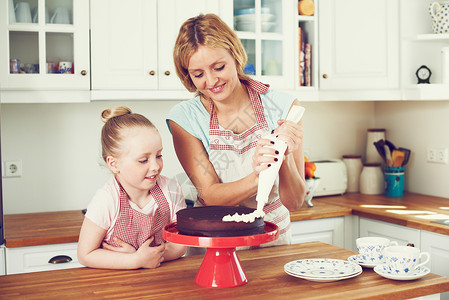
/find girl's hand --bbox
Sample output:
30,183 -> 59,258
102,237 -> 136,253
272,120 -> 303,155
252,138 -> 279,175
135,237 -> 166,269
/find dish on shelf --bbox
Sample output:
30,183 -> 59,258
234,13 -> 275,23
284,258 -> 362,278
348,254 -> 382,268
234,7 -> 271,16
235,21 -> 275,32
373,264 -> 430,281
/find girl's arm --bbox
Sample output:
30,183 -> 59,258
169,120 -> 260,206
77,217 -> 165,269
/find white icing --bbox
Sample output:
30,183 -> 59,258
222,209 -> 265,223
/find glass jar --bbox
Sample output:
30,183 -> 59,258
360,163 -> 384,195
366,128 -> 385,164
342,155 -> 363,193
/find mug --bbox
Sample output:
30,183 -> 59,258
356,236 -> 398,264
58,61 -> 72,74
384,246 -> 430,275
51,7 -> 70,24
15,2 -> 32,23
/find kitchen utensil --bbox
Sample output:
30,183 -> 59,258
392,149 -> 405,167
163,221 -> 278,288
51,7 -> 70,24
429,2 -> 449,34
384,145 -> 392,167
373,139 -> 386,163
385,139 -> 397,153
398,147 -> 411,166
15,2 -> 32,23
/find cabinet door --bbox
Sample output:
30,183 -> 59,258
0,247 -> 5,276
318,0 -> 399,90
291,217 -> 345,248
359,217 -> 421,247
0,0 -> 90,91
90,0 -> 158,90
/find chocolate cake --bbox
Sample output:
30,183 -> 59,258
176,206 -> 265,237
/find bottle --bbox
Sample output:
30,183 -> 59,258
366,128 -> 385,164
360,163 -> 384,195
342,155 -> 363,193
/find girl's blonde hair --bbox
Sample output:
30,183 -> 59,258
100,106 -> 155,162
173,13 -> 252,94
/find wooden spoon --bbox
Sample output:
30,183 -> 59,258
392,150 -> 405,167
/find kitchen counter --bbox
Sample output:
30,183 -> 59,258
4,192 -> 449,248
0,241 -> 448,299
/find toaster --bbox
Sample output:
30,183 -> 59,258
312,159 -> 347,197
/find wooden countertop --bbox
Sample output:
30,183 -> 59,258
0,242 -> 448,299
4,192 -> 449,248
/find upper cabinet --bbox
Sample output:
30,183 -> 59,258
90,0 -> 232,100
318,0 -> 399,92
232,0 -> 295,90
400,0 -> 449,100
0,0 -> 90,102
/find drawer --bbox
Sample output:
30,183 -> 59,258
6,242 -> 83,274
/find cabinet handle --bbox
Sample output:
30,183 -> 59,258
80,70 -> 87,76
48,255 -> 72,264
149,70 -> 155,76
322,74 -> 328,79
164,70 -> 170,76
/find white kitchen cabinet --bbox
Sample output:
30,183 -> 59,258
233,0 -> 295,90
291,217 -> 345,248
0,246 -> 5,276
400,0 -> 449,100
421,231 -> 449,300
318,0 -> 399,97
0,0 -> 90,103
5,242 -> 83,275
359,217 -> 421,247
90,0 -> 232,100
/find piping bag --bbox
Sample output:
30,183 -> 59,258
222,105 -> 305,223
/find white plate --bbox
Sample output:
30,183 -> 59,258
373,264 -> 430,281
285,268 -> 362,282
284,258 -> 362,278
348,254 -> 382,268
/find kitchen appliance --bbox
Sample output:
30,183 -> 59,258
312,159 -> 347,197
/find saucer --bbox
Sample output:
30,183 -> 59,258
347,254 -> 381,268
374,264 -> 431,281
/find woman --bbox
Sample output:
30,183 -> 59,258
166,13 -> 306,245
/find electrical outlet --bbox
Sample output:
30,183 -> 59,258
4,160 -> 22,177
427,148 -> 448,164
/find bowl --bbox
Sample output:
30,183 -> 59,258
234,13 -> 276,23
235,21 -> 276,32
234,7 -> 271,16
305,178 -> 321,207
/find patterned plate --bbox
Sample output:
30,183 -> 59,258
348,254 -> 382,268
374,264 -> 430,281
285,268 -> 363,282
284,258 -> 362,278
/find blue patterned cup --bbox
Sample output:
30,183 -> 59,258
384,246 -> 430,275
356,237 -> 398,264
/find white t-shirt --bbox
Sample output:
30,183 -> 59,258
85,175 -> 186,241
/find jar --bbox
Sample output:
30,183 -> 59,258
385,166 -> 404,197
366,128 -> 385,164
342,155 -> 363,193
360,163 -> 384,195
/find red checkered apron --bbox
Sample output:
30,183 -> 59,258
203,79 -> 292,245
105,180 -> 170,249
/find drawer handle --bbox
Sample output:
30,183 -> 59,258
80,70 -> 87,76
48,255 -> 72,264
164,70 -> 170,76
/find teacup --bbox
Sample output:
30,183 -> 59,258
356,236 -> 398,264
384,246 -> 430,275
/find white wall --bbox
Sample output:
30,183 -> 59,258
1,100 -> 374,214
374,100 -> 449,198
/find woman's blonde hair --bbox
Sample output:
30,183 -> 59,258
100,106 -> 155,162
173,13 -> 252,93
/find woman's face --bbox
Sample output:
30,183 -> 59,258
188,45 -> 240,103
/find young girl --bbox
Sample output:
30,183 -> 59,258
78,106 -> 186,269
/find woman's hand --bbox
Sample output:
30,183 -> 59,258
252,138 -> 279,175
272,119 -> 304,155
102,237 -> 136,253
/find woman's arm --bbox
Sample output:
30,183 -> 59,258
169,120 -> 259,206
77,217 -> 165,269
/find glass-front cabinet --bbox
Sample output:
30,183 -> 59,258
0,0 -> 89,98
233,0 -> 295,90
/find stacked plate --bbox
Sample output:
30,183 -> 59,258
373,264 -> 430,281
234,7 -> 276,32
284,258 -> 362,282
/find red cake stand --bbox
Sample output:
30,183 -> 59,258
163,221 -> 278,288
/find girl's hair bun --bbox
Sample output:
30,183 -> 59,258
101,106 -> 132,123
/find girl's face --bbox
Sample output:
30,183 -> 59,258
111,126 -> 163,193
188,45 -> 240,103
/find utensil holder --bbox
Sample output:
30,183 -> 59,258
385,166 -> 404,197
